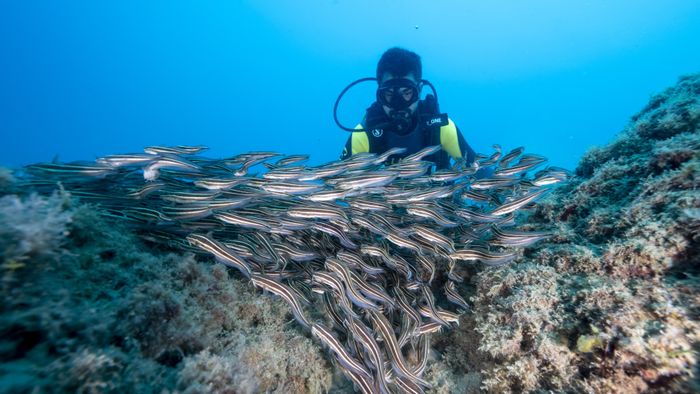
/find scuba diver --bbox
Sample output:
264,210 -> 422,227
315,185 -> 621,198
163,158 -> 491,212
336,47 -> 476,169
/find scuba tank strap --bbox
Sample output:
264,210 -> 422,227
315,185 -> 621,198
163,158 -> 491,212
418,94 -> 451,169
362,102 -> 391,154
417,94 -> 449,130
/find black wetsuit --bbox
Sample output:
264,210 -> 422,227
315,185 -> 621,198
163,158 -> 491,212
340,95 -> 476,169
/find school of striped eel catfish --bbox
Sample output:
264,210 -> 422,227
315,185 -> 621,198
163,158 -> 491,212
21,144 -> 569,393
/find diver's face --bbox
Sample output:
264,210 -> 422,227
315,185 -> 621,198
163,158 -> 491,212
379,73 -> 420,117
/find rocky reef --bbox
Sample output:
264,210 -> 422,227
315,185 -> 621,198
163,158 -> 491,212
0,191 -> 334,393
0,73 -> 698,393
432,73 -> 700,393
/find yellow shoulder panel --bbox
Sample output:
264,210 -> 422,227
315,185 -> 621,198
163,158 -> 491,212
352,124 -> 369,155
439,119 -> 462,159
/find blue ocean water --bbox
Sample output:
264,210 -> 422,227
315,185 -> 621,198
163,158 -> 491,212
1,0 -> 699,171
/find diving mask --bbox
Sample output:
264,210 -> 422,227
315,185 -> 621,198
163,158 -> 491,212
333,76 -> 440,132
376,78 -> 420,110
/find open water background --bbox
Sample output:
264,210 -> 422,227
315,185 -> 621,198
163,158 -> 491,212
1,0 -> 699,171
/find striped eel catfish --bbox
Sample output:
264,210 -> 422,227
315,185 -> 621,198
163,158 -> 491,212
20,143 -> 567,392
250,273 -> 311,329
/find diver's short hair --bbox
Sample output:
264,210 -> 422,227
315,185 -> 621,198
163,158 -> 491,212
376,47 -> 422,83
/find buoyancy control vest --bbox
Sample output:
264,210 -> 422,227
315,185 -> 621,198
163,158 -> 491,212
362,94 -> 451,169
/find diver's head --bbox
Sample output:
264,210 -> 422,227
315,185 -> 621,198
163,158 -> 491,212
332,47 -> 436,133
376,47 -> 422,83
376,48 -> 423,132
